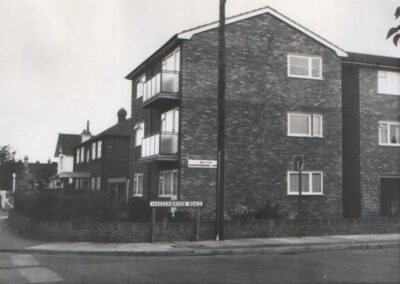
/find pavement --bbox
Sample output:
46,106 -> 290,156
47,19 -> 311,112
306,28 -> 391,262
0,210 -> 399,257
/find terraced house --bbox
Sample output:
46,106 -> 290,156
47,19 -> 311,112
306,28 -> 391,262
73,109 -> 131,206
342,53 -> 400,218
126,6 -> 348,219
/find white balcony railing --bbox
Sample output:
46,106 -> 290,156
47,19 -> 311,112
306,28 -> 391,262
143,71 -> 179,102
141,132 -> 179,159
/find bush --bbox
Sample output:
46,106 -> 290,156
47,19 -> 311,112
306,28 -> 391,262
255,202 -> 282,219
228,204 -> 254,220
14,191 -> 115,222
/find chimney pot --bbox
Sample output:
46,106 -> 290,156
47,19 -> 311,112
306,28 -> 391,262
117,108 -> 127,123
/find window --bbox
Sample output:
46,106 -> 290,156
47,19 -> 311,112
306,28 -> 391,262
91,178 -> 96,190
161,108 -> 179,133
86,149 -> 90,163
288,55 -> 322,79
97,141 -> 102,158
96,177 -> 101,190
135,122 -> 144,146
134,173 -> 143,197
159,170 -> 178,197
92,143 -> 96,160
378,71 -> 400,95
162,48 -> 180,72
75,179 -> 79,190
80,147 -> 84,163
136,74 -> 146,99
76,149 -> 80,163
379,121 -> 400,146
287,171 -> 323,195
288,113 -> 323,137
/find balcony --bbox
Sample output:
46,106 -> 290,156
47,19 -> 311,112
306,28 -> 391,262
142,71 -> 180,109
140,132 -> 179,163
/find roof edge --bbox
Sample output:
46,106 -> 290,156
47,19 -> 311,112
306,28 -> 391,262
177,5 -> 348,58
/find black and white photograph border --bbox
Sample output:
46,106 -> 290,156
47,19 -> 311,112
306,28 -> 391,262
0,0 -> 399,283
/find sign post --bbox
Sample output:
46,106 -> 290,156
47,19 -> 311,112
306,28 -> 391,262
293,155 -> 304,238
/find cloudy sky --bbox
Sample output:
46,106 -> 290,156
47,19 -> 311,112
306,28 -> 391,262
0,0 -> 398,162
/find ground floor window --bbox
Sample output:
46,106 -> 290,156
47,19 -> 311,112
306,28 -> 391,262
159,170 -> 178,198
91,177 -> 96,190
287,171 -> 323,195
134,173 -> 143,197
96,177 -> 101,190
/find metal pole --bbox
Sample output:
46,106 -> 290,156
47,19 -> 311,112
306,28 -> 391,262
298,170 -> 302,238
151,207 -> 156,243
195,208 -> 200,241
216,0 -> 226,242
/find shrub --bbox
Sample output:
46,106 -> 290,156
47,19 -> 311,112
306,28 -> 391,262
228,204 -> 254,220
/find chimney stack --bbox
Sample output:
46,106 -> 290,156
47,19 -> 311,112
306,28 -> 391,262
81,120 -> 92,142
24,156 -> 29,167
117,108 -> 127,123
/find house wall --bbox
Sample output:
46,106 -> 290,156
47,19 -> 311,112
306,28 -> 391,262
179,12 -> 343,219
57,155 -> 74,173
342,65 -> 361,217
357,66 -> 400,216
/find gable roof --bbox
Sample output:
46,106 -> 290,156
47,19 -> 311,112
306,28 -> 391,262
54,134 -> 81,157
177,6 -> 347,57
77,118 -> 132,147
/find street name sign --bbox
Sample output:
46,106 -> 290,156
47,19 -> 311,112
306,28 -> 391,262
188,160 -> 217,168
150,201 -> 203,207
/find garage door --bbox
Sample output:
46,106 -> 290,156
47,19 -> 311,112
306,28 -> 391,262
380,178 -> 400,217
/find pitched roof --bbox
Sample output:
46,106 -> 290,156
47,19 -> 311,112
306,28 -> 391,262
77,118 -> 132,146
177,6 -> 347,57
125,5 -> 348,80
54,134 -> 81,157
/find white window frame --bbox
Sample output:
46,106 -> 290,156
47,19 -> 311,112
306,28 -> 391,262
136,74 -> 146,99
134,122 -> 145,146
97,141 -> 102,158
92,143 -> 96,160
379,121 -> 400,146
378,70 -> 400,96
287,171 -> 323,195
80,147 -> 84,163
287,54 -> 322,80
96,177 -> 101,190
288,113 -> 323,137
133,173 -> 143,197
76,148 -> 80,163
162,48 -> 180,72
159,170 -> 178,198
161,108 -> 179,133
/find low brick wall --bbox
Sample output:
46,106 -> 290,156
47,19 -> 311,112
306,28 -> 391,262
9,211 -> 399,243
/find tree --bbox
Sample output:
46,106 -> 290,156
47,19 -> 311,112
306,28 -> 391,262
0,145 -> 16,165
387,7 -> 400,46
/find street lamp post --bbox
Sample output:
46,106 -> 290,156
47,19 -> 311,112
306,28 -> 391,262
216,0 -> 226,241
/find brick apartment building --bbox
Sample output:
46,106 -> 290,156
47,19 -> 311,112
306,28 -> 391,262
125,6 -> 349,219
73,109 -> 131,206
342,53 -> 400,218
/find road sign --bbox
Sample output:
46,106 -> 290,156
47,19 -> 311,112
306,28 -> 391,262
149,201 -> 203,207
188,160 -> 217,168
293,155 -> 304,171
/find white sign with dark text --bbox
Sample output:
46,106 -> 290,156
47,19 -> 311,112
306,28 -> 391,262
150,201 -> 203,207
188,159 -> 217,168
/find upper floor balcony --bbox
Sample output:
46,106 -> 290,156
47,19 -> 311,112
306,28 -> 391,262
141,71 -> 180,109
140,132 -> 179,163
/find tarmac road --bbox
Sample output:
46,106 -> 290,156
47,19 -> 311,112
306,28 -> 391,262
0,248 -> 399,283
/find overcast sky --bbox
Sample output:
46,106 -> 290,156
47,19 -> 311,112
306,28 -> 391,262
0,0 -> 399,162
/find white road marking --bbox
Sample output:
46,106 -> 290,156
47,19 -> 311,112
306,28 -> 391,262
19,267 -> 63,283
11,254 -> 39,267
10,254 -> 63,283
